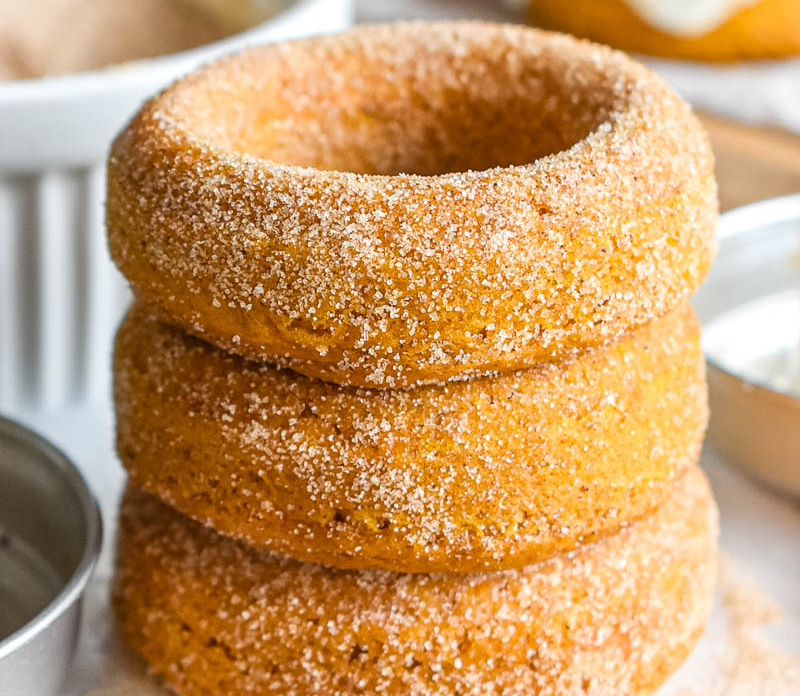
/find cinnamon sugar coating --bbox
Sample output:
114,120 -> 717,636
113,466 -> 717,696
107,21 -> 717,388
114,302 -> 707,573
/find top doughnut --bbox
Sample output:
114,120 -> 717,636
107,22 -> 717,388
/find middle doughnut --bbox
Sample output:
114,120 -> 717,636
114,303 -> 707,573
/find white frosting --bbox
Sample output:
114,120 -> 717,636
624,0 -> 762,36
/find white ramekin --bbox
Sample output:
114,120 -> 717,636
0,0 -> 353,414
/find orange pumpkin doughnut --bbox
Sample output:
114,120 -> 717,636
113,466 -> 717,696
527,0 -> 800,62
113,302 -> 707,573
107,22 -> 717,388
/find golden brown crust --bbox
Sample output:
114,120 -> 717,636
527,0 -> 800,62
114,302 -> 707,573
107,21 -> 717,388
113,466 -> 718,696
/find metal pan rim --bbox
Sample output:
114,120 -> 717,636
0,415 -> 102,660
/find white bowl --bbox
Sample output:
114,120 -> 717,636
0,0 -> 353,413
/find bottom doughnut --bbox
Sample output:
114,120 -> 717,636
113,466 -> 717,696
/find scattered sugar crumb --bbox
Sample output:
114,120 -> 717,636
675,553 -> 800,696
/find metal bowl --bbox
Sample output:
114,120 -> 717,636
693,194 -> 800,498
0,416 -> 102,695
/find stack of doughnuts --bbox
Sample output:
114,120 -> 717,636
107,22 -> 719,696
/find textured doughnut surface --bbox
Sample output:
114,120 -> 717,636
107,21 -> 717,388
528,0 -> 800,62
113,466 -> 717,696
114,302 -> 707,573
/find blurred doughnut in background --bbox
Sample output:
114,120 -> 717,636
525,0 -> 800,62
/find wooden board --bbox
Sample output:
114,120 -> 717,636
699,113 -> 800,211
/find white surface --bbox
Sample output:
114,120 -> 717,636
650,56 -> 800,135
9,401 -> 798,696
356,0 -> 518,22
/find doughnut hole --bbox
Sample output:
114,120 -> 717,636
186,31 -> 622,175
